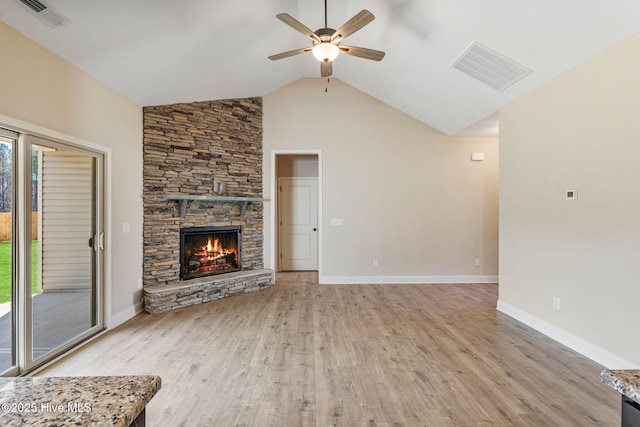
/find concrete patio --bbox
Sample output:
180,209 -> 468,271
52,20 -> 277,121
0,291 -> 92,370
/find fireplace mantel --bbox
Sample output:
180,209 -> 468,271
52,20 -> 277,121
166,195 -> 262,218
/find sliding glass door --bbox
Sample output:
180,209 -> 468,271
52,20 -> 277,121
0,130 -> 104,375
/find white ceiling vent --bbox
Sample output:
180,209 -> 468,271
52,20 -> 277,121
452,41 -> 531,92
19,0 -> 64,26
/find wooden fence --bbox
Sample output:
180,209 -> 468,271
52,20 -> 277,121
0,212 -> 38,240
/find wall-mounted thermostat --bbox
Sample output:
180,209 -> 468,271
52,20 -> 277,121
566,189 -> 577,200
470,153 -> 485,161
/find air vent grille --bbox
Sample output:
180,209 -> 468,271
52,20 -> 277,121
452,41 -> 531,92
19,0 -> 64,26
21,0 -> 47,13
39,8 -> 64,25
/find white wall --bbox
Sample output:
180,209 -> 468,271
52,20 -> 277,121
499,32 -> 640,367
264,78 -> 499,283
0,22 -> 143,325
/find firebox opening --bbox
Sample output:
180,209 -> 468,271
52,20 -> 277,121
180,226 -> 242,280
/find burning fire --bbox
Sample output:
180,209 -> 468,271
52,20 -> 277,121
202,237 -> 231,259
183,231 -> 240,279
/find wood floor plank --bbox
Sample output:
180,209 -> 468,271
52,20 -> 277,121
37,274 -> 619,426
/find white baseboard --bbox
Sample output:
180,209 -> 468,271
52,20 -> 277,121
319,275 -> 499,285
497,300 -> 638,369
107,300 -> 144,329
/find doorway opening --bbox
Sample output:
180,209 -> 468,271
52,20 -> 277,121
273,153 -> 321,273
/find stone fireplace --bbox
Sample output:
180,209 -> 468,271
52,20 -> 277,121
142,98 -> 272,314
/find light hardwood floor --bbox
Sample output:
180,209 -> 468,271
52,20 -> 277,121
38,273 -> 619,426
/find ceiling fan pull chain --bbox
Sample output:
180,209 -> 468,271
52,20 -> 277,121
325,77 -> 330,93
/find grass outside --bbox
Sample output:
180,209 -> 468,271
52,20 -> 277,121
0,240 -> 40,304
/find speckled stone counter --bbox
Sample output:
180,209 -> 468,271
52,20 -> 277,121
602,370 -> 640,405
602,369 -> 640,425
0,375 -> 161,427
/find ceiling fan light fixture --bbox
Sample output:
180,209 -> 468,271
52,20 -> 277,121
312,43 -> 339,62
270,8 -> 383,77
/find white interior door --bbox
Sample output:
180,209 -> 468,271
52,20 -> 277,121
279,177 -> 318,271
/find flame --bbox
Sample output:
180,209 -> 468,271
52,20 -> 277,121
185,233 -> 239,278
205,237 -> 228,256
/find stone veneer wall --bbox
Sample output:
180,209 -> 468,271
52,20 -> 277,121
142,98 -> 268,312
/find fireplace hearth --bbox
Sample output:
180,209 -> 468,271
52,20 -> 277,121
180,226 -> 241,280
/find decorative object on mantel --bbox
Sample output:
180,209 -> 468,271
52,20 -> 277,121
166,194 -> 262,218
213,180 -> 227,194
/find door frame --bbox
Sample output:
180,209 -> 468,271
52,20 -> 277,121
270,150 -> 322,275
0,115 -> 109,375
20,135 -> 105,373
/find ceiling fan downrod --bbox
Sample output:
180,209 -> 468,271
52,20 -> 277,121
324,0 -> 328,28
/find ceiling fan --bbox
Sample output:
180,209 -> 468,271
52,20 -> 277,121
268,0 -> 385,77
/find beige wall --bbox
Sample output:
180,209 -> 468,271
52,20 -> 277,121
276,155 -> 319,178
0,22 -> 143,324
499,32 -> 640,367
264,78 -> 498,283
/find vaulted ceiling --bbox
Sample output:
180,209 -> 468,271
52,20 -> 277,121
2,0 -> 640,136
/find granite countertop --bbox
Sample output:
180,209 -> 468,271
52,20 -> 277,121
601,369 -> 640,405
0,375 -> 161,427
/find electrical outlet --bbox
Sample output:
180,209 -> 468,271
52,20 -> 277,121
474,258 -> 480,267
138,278 -> 143,289
553,297 -> 561,310
123,222 -> 130,233
372,258 -> 378,267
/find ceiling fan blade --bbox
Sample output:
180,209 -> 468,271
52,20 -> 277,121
276,13 -> 321,43
339,45 -> 385,61
268,47 -> 312,61
331,10 -> 375,43
320,61 -> 333,77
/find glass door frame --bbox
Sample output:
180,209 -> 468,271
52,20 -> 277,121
0,127 -> 19,376
7,132 -> 105,374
